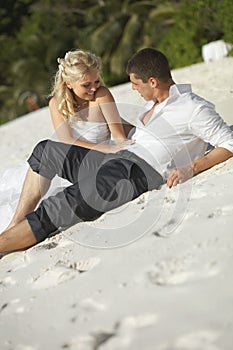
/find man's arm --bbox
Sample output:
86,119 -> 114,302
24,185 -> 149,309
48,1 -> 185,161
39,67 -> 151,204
166,147 -> 233,188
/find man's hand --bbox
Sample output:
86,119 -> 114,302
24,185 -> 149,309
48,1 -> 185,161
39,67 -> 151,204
166,147 -> 233,188
166,164 -> 194,188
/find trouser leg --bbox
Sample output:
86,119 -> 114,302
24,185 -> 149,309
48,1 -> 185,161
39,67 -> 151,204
26,143 -> 164,243
26,158 -> 138,242
27,139 -> 105,183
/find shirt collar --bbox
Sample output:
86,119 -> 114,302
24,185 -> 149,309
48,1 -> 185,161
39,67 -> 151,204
169,84 -> 192,97
140,84 -> 193,123
150,84 -> 192,105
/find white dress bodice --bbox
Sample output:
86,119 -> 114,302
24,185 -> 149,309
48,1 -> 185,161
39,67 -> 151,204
71,120 -> 110,144
0,120 -> 110,232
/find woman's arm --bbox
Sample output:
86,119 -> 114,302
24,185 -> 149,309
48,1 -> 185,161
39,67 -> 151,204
95,87 -> 129,142
49,97 -> 132,153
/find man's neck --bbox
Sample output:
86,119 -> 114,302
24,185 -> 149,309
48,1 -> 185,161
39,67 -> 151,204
156,79 -> 175,104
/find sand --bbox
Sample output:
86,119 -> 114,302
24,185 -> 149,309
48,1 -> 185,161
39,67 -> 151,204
0,57 -> 233,350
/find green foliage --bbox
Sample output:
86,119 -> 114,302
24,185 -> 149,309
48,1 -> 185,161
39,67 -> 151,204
0,0 -> 34,35
158,0 -> 233,69
85,0 -> 176,85
216,0 -> 233,45
0,0 -> 232,124
0,0 -> 83,124
110,14 -> 141,76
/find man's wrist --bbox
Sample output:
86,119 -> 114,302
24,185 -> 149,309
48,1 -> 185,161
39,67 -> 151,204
191,161 -> 199,176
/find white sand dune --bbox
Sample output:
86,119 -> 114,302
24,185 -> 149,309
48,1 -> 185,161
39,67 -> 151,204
0,57 -> 233,350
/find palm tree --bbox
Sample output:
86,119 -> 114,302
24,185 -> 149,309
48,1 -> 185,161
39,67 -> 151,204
84,0 -> 178,85
0,0 -> 178,123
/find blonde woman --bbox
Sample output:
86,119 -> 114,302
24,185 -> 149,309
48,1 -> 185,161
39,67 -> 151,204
49,49 -> 132,152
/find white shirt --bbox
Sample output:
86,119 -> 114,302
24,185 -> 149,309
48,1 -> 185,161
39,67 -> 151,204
126,84 -> 233,178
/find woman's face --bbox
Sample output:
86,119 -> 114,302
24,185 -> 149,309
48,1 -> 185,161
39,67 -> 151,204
68,69 -> 101,101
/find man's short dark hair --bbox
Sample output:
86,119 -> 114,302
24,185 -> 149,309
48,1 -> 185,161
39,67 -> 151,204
126,48 -> 172,83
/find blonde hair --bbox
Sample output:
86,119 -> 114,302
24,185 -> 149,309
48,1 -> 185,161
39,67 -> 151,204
50,49 -> 103,121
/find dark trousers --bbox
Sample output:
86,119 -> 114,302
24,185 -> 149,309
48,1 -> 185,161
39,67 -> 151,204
26,140 -> 164,242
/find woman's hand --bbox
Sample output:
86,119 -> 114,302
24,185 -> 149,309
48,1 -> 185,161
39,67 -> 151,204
95,139 -> 134,154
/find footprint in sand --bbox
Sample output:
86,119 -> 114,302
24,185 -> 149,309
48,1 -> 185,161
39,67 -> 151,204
0,298 -> 30,316
107,313 -> 158,348
62,332 -> 115,350
33,240 -> 59,250
81,297 -> 106,312
6,344 -> 37,350
115,313 -> 158,332
0,275 -> 17,289
147,253 -> 220,286
55,256 -> 100,272
30,257 -> 100,289
158,329 -> 221,350
66,313 -> 158,350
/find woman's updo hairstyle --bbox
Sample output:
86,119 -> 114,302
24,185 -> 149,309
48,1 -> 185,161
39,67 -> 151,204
51,49 -> 103,121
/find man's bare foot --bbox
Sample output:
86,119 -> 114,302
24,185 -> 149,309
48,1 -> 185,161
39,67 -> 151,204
0,220 -> 37,254
2,220 -> 18,233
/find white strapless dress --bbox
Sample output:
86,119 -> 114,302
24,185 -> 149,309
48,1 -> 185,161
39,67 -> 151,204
0,121 -> 110,232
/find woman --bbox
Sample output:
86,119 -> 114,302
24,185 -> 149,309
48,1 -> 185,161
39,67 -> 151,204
49,49 -> 132,151
0,49 -> 132,232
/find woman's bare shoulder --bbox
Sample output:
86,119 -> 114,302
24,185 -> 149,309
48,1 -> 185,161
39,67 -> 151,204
95,86 -> 114,101
49,96 -> 57,107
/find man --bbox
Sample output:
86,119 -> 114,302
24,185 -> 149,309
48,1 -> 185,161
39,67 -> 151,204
0,48 -> 233,253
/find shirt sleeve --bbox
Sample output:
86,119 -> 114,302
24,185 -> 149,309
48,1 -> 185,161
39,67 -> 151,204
189,103 -> 233,153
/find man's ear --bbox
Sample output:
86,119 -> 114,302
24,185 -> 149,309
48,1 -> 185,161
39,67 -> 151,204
149,77 -> 158,88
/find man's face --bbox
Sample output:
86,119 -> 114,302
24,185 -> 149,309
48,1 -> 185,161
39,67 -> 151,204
129,73 -> 154,101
